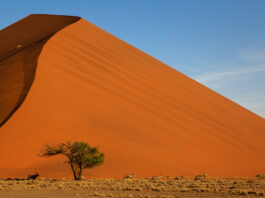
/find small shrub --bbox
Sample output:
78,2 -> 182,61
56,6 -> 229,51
256,174 -> 265,179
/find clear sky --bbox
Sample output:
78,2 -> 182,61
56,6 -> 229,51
1,0 -> 265,118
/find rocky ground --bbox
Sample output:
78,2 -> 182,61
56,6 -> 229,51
0,175 -> 264,197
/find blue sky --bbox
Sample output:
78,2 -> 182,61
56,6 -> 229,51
1,0 -> 265,118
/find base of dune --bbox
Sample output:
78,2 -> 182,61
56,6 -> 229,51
0,176 -> 264,198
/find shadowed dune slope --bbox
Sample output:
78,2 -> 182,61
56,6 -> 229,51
0,14 -> 80,126
0,15 -> 264,178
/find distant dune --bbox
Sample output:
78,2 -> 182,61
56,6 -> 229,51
0,14 -> 264,178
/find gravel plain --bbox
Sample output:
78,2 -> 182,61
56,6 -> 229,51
0,175 -> 264,197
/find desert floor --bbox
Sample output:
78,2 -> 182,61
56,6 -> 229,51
0,175 -> 264,198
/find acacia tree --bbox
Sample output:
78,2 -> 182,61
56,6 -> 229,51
40,142 -> 104,180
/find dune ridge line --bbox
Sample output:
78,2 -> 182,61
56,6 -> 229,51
0,14 -> 80,126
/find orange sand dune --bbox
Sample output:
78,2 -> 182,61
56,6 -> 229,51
0,14 -> 79,126
0,14 -> 264,178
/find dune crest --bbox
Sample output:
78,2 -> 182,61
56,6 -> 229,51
0,15 -> 264,178
0,14 -> 80,126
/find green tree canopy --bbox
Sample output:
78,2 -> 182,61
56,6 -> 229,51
41,141 -> 104,180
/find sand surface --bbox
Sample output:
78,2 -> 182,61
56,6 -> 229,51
0,14 -> 264,178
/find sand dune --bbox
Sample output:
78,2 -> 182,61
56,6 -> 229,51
0,14 -> 80,126
0,14 -> 264,178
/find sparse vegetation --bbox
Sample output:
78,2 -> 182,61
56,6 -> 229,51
40,142 -> 104,180
194,174 -> 209,180
256,174 -> 265,178
0,176 -> 264,197
123,174 -> 136,179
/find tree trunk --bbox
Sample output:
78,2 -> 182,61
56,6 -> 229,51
70,163 -> 78,180
70,163 -> 84,180
78,166 -> 83,180
74,166 -> 82,180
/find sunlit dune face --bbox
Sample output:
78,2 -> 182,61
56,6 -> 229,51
0,15 -> 264,178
